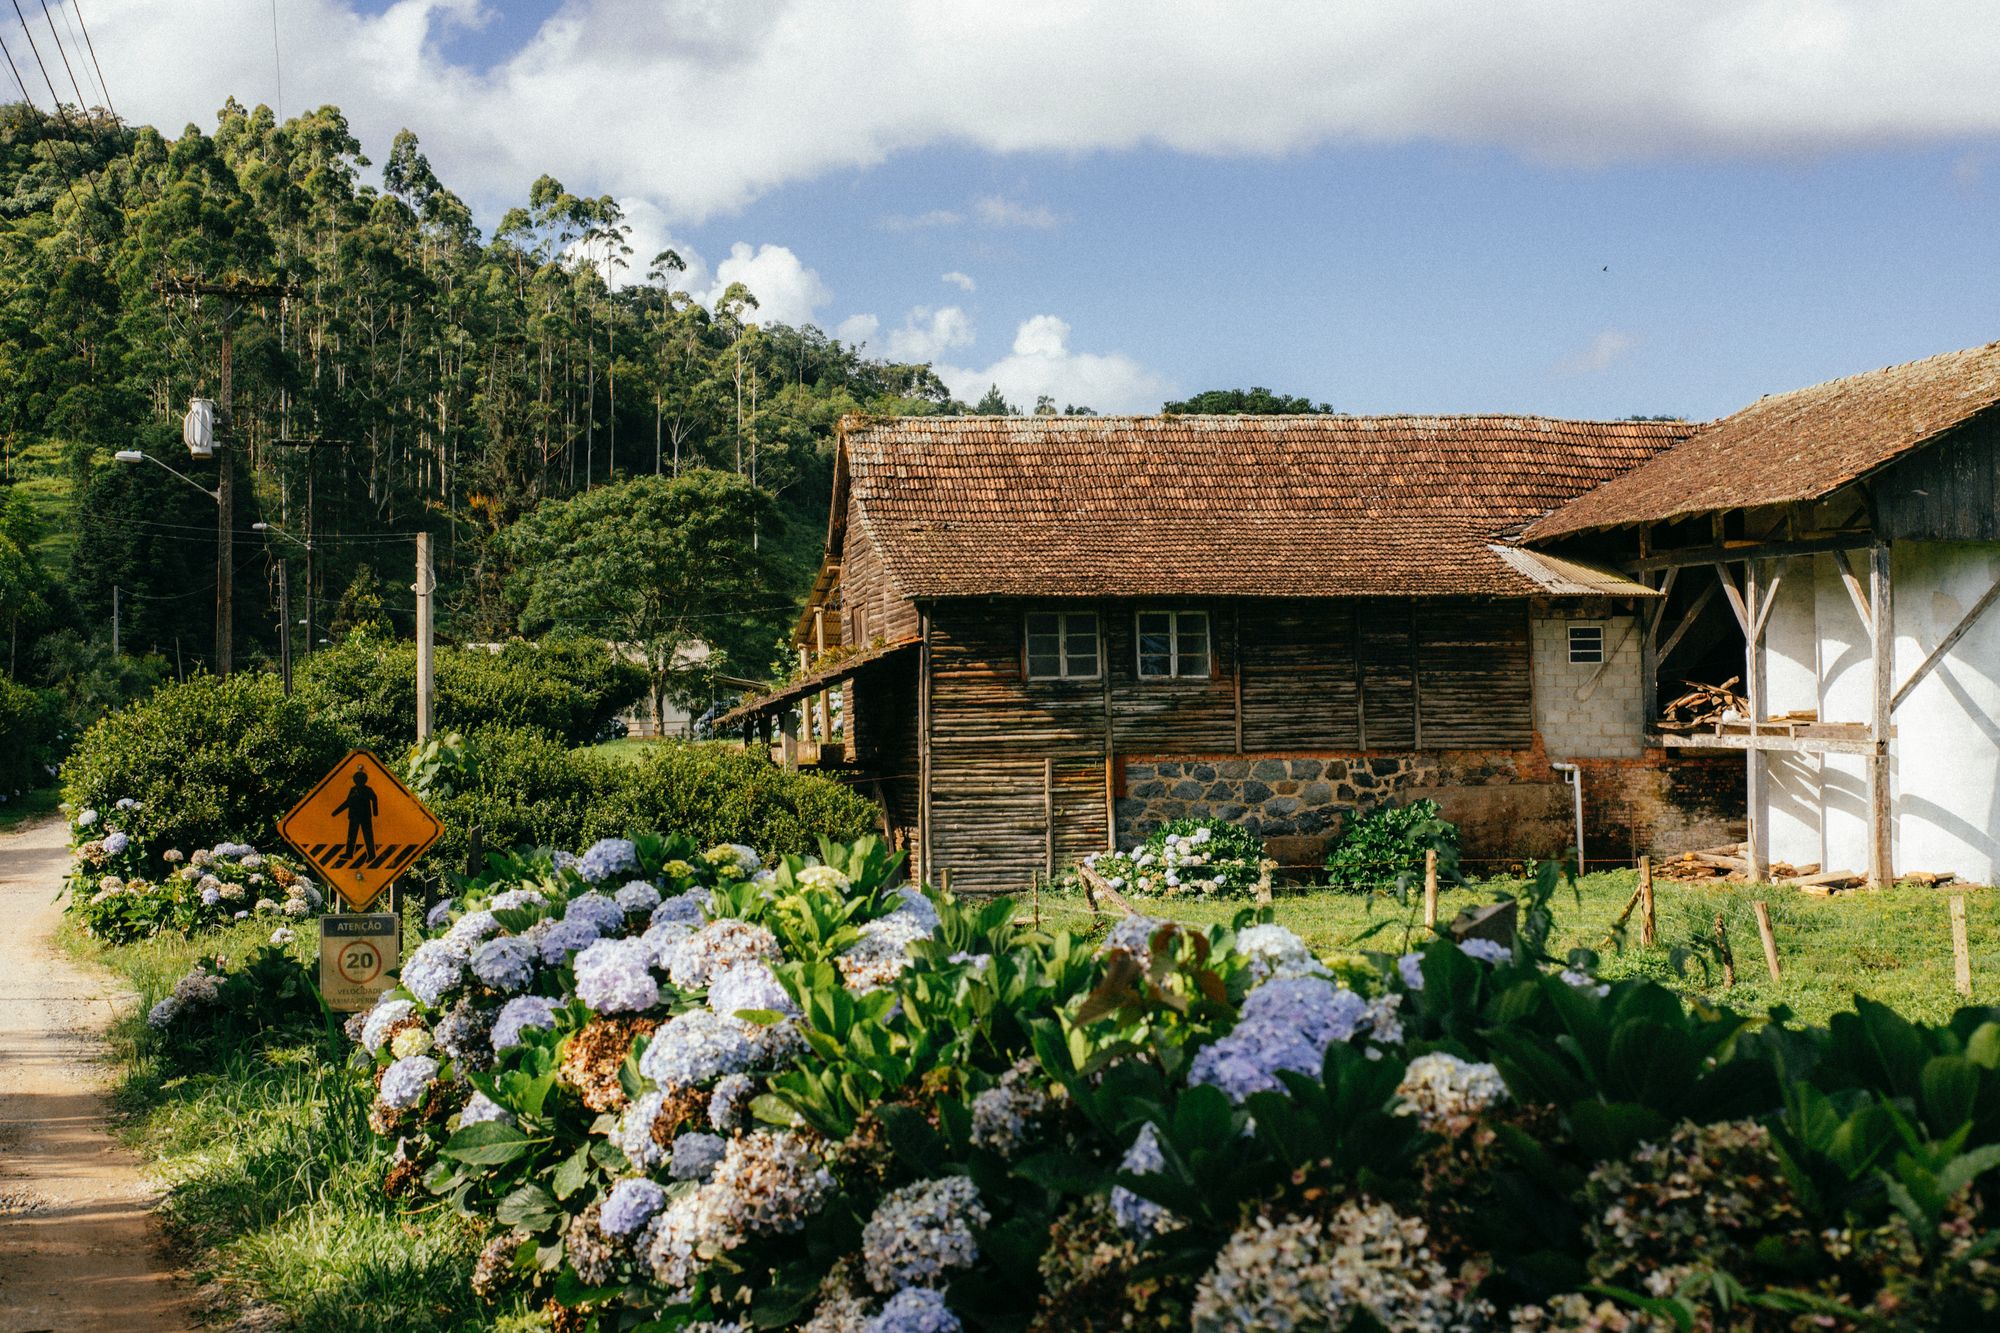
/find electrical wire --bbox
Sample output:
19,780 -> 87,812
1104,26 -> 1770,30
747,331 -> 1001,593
0,30 -> 33,105
35,0 -> 84,111
9,0 -> 60,108
268,0 -> 282,121
52,0 -> 100,110
66,0 -> 107,117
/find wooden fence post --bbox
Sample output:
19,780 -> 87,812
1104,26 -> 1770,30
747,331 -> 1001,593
939,867 -> 952,898
1951,895 -> 1973,999
1752,900 -> 1781,981
1422,849 -> 1439,929
1638,854 -> 1655,947
1713,913 -> 1736,988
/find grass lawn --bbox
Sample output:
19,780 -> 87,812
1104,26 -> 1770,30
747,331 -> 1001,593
0,786 -> 60,833
1031,868 -> 1999,1027
65,916 -> 532,1333
587,736 -> 666,762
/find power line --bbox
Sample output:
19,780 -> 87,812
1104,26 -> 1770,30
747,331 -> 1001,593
0,31 -> 33,106
36,0 -> 85,111
268,0 -> 282,121
66,0 -> 108,116
9,0 -> 60,109
52,0 -> 100,110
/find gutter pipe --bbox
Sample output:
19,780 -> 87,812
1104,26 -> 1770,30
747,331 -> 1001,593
1550,762 -> 1585,876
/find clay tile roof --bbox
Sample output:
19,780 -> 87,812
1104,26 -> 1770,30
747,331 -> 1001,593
838,414 -> 1689,599
1526,339 -> 2000,542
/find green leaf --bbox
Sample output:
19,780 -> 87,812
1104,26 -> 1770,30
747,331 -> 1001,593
1919,1056 -> 1983,1135
441,1121 -> 536,1166
551,1145 -> 591,1201
495,1181 -> 560,1230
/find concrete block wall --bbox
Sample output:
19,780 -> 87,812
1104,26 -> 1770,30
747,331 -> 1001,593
1531,613 -> 1645,759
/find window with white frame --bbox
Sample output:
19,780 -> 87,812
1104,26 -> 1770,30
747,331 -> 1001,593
1025,611 -> 1100,679
1567,623 -> 1604,664
1136,610 -> 1211,679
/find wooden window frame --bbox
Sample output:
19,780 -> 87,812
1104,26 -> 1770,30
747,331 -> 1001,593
1024,609 -> 1102,681
1135,608 -> 1212,680
1567,622 -> 1605,665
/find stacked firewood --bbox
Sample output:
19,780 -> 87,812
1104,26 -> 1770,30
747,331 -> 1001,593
1657,677 -> 1748,731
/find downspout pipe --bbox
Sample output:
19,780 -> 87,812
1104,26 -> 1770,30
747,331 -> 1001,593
1550,762 -> 1585,876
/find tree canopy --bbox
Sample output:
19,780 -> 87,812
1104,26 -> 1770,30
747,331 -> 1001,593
1162,386 -> 1335,414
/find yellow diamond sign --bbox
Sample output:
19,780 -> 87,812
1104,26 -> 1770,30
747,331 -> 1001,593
280,750 -> 442,910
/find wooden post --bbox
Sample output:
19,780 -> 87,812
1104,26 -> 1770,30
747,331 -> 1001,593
1422,848 -> 1439,929
1743,558 -> 1767,883
1752,900 -> 1781,981
939,867 -> 952,898
917,609 -> 932,885
1867,543 -> 1894,887
1951,895 -> 1973,999
1713,912 -> 1737,988
813,607 -> 832,751
1231,607 -> 1244,755
414,532 -> 434,743
797,646 -> 814,745
1042,756 -> 1056,881
1638,854 -> 1656,947
1101,610 -> 1116,851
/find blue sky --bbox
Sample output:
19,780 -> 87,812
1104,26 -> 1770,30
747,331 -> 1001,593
61,1 -> 2000,416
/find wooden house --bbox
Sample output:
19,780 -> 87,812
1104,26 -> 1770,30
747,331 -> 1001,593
723,414 -> 1747,893
1523,339 -> 2000,888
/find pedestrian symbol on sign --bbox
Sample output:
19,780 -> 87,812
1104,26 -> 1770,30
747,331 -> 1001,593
279,750 -> 442,910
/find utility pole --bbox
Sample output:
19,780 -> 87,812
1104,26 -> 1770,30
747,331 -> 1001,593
415,532 -> 435,743
276,559 -> 292,695
156,275 -> 297,676
111,585 -> 120,655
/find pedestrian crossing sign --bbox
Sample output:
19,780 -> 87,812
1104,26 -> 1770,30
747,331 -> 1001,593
279,749 -> 443,911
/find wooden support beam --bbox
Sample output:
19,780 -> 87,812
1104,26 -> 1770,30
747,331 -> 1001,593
1638,855 -> 1656,947
1868,545 -> 1894,888
1748,560 -> 1784,646
1744,559 -> 1768,883
1834,548 -> 1872,633
1715,563 -> 1750,634
1656,580 -> 1718,666
1951,895 -> 1974,998
1101,609 -> 1117,852
1231,606 -> 1244,755
1631,531 -> 1875,572
917,608 -> 933,885
1889,573 -> 2000,712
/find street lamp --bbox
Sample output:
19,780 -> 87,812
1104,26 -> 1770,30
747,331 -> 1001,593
115,442 -> 230,672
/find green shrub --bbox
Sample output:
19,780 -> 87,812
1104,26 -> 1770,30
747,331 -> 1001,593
1323,797 -> 1461,889
296,633 -> 646,751
60,673 -> 351,867
0,669 -> 61,796
414,726 -> 630,877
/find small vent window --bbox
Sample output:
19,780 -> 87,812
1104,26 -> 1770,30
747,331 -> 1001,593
1568,624 -> 1605,664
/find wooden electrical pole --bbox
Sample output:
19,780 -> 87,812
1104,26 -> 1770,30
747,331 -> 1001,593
415,532 -> 435,743
276,559 -> 292,695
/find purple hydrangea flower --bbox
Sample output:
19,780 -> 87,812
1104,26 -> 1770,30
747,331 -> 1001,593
552,850 -> 580,874
491,995 -> 560,1051
641,920 -> 694,969
600,1176 -> 667,1237
489,887 -> 545,912
459,1091 -> 514,1127
618,1091 -> 669,1169
1189,978 -> 1367,1102
537,915 -> 603,966
1111,1121 -> 1174,1238
577,838 -> 639,884
1460,937 -> 1511,965
574,937 -> 660,1013
380,1055 -> 439,1110
199,886 -> 222,906
425,898 -> 456,930
669,1131 -> 727,1181
638,1009 -> 753,1088
708,962 -> 797,1020
564,892 -> 627,934
615,880 -> 663,915
889,887 -> 941,933
650,889 -> 708,928
471,936 -> 538,994
866,1286 -> 961,1333
448,910 -> 501,944
103,830 -> 130,856
1397,952 -> 1426,990
401,939 -> 467,1008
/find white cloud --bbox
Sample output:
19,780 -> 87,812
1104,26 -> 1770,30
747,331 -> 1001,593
78,2 -> 2000,224
885,306 -> 975,362
882,208 -> 964,231
973,195 -> 1058,228
1559,329 -> 1639,375
835,313 -> 881,347
938,315 -> 1171,414
941,270 -> 976,292
702,242 -> 831,327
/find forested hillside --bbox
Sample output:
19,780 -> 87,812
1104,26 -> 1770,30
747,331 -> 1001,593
0,98 -> 964,695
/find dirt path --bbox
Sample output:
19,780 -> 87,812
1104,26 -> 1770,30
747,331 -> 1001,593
0,816 -> 194,1332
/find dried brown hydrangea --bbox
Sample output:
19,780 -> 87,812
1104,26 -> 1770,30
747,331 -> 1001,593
1029,1196 -> 1193,1333
566,1199 -> 620,1287
471,1229 -> 528,1301
559,1014 -> 659,1113
382,1157 -> 422,1199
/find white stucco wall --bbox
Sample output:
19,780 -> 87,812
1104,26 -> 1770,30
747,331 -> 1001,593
1531,612 -> 1644,759
1762,557 -> 1822,869
1890,542 -> 2000,884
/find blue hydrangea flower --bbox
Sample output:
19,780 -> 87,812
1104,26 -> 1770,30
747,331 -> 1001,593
361,996 -> 417,1053
890,887 -> 941,933
600,1177 -> 667,1237
401,939 -> 467,1008
537,915 -> 603,966
577,838 -> 639,884
552,850 -> 580,874
471,936 -> 538,994
489,887 -> 545,912
459,1091 -> 514,1127
565,892 -> 627,933
114,797 -> 139,811
650,889 -> 709,927
574,937 -> 660,1013
199,886 -> 222,906
1397,951 -> 1426,990
1111,1121 -> 1176,1239
1459,937 -> 1511,965
641,920 -> 694,969
708,1073 -> 755,1131
618,1091 -> 669,1169
425,897 -> 456,930
76,808 -> 98,828
708,962 -> 797,1020
638,1008 -> 753,1088
615,880 -> 663,915
1189,978 -> 1367,1101
448,910 -> 501,944
380,1055 -> 439,1110
865,1286 -> 961,1333
669,1131 -> 727,1181
103,830 -> 130,856
492,995 -> 560,1051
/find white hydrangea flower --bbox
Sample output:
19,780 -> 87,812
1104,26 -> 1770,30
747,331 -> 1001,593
860,1176 -> 990,1292
1234,923 -> 1331,983
1395,1052 -> 1509,1134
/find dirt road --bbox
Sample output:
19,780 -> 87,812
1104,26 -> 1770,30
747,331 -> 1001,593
0,816 -> 193,1332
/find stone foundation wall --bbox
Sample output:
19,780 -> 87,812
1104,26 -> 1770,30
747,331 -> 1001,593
1114,743 -> 1744,869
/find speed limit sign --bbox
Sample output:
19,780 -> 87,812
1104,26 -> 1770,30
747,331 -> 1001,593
320,913 -> 401,1012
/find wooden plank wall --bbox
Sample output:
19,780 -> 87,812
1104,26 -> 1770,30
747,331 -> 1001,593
840,491 -> 921,646
1877,417 -> 2000,543
921,597 -> 1534,892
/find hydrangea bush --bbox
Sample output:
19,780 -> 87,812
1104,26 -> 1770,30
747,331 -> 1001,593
63,802 -> 326,942
302,831 -> 2000,1331
1071,817 -> 1268,900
